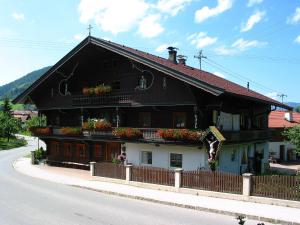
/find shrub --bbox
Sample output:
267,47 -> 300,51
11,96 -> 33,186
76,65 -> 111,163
60,127 -> 82,136
113,127 -> 142,139
34,147 -> 46,161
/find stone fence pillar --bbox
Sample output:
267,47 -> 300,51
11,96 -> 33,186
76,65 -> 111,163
174,168 -> 183,188
90,162 -> 96,176
125,164 -> 132,183
31,151 -> 35,165
242,173 -> 253,196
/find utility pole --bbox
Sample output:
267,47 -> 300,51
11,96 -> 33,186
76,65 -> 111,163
277,94 -> 287,103
87,24 -> 93,36
194,50 -> 207,70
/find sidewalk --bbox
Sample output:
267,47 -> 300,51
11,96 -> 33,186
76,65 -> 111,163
14,157 -> 300,225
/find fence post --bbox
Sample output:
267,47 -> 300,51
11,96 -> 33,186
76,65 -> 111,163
242,173 -> 253,196
90,162 -> 96,176
174,168 -> 183,188
126,164 -> 132,183
31,150 -> 35,165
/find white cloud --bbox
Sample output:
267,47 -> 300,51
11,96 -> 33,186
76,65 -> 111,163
213,71 -> 226,78
78,0 -> 149,34
156,0 -> 192,16
187,32 -> 218,48
287,7 -> 300,25
240,11 -> 265,32
138,14 -> 164,38
12,12 -> 25,21
73,34 -> 85,41
155,42 -> 179,52
247,0 -> 263,7
195,0 -> 233,23
295,35 -> 300,44
214,38 -> 267,55
266,92 -> 279,100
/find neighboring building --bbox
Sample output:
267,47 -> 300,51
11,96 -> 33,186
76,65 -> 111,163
268,110 -> 300,162
11,110 -> 38,122
13,36 -> 291,174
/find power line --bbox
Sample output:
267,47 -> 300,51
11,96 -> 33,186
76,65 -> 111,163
194,50 -> 207,70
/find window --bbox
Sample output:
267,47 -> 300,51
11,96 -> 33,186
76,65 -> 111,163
141,151 -> 152,164
64,143 -> 72,157
139,112 -> 151,127
50,141 -> 60,155
170,153 -> 182,168
77,144 -> 86,158
173,112 -> 186,128
112,80 -> 120,90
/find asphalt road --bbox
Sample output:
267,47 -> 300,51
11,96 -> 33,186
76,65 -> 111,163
0,137 -> 268,225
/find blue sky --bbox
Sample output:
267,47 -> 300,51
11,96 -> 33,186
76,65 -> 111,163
0,0 -> 300,102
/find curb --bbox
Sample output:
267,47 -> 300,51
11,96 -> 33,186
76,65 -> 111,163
13,158 -> 300,225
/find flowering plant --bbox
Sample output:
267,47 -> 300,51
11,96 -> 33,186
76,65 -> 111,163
60,127 -> 82,136
94,119 -> 112,131
29,126 -> 51,136
113,127 -> 143,139
157,129 -> 203,141
82,84 -> 112,96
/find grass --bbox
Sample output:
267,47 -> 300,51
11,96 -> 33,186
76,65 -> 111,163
0,137 -> 27,150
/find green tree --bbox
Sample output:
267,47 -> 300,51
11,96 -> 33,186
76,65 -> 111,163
2,97 -> 12,113
295,106 -> 300,113
0,112 -> 21,141
282,126 -> 300,153
26,115 -> 47,128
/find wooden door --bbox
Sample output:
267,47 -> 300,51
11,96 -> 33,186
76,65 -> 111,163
280,145 -> 285,161
105,142 -> 121,161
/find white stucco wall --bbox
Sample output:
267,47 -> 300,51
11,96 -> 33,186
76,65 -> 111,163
218,145 -> 245,174
125,143 -> 207,171
268,141 -> 296,160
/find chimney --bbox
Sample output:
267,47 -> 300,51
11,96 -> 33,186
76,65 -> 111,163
167,46 -> 178,64
177,55 -> 187,65
284,111 -> 293,122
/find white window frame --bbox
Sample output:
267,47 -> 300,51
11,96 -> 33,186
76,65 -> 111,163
169,153 -> 183,168
140,151 -> 152,165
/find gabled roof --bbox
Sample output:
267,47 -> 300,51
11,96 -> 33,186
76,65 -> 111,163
13,36 -> 292,110
269,110 -> 300,128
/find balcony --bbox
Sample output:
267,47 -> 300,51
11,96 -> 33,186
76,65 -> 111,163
72,93 -> 132,106
35,127 -> 203,146
222,129 -> 270,143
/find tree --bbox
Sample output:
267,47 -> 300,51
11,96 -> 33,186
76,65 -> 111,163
0,112 -> 21,141
295,106 -> 300,113
26,115 -> 47,128
282,126 -> 300,153
2,97 -> 12,113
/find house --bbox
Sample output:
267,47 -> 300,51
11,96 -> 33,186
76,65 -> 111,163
268,110 -> 300,162
11,110 -> 38,122
13,36 -> 291,174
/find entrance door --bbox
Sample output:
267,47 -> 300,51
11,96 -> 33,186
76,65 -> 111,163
105,142 -> 121,162
280,145 -> 285,161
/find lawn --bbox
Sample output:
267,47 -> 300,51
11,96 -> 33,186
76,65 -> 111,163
0,137 -> 27,150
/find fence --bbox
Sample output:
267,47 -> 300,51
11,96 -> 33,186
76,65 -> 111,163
94,162 -> 126,180
182,170 -> 243,194
252,175 -> 300,201
131,166 -> 175,186
90,163 -> 300,202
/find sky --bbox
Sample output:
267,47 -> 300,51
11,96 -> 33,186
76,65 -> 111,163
0,0 -> 300,102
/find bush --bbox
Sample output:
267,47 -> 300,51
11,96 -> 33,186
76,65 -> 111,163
34,147 -> 46,161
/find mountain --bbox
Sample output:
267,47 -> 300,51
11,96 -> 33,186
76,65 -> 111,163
286,102 -> 300,109
0,66 -> 51,100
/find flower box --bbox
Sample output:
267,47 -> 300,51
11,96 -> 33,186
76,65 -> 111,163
59,127 -> 82,136
113,127 -> 143,139
157,129 -> 203,142
29,126 -> 52,136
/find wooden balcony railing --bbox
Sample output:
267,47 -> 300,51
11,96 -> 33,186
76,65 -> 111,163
222,129 -> 270,143
72,93 -> 132,106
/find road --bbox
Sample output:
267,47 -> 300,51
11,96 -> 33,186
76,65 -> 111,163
0,137 -> 267,225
